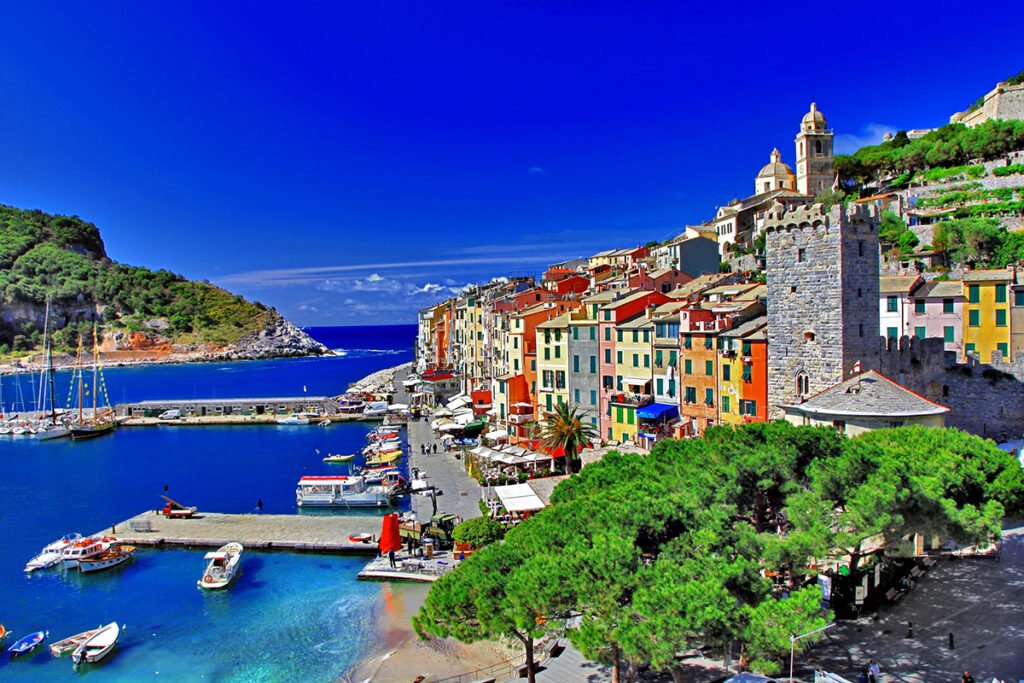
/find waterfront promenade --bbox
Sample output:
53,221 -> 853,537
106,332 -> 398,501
394,368 -> 483,523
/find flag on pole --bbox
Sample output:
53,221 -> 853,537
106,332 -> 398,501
851,360 -> 862,376
832,174 -> 840,192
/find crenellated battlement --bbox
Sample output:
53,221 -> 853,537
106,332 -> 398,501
763,201 -> 878,232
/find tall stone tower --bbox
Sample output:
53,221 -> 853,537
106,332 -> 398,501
795,102 -> 834,196
764,202 -> 880,416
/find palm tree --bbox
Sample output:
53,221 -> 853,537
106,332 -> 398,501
539,401 -> 598,476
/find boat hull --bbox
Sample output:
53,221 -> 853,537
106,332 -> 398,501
78,548 -> 134,573
296,492 -> 393,507
71,623 -> 119,665
70,423 -> 115,441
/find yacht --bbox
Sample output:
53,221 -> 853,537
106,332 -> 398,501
295,475 -> 396,508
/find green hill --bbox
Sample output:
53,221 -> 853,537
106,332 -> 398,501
0,204 -> 321,358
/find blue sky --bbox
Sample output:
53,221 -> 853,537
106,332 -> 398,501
1,2 -> 1022,325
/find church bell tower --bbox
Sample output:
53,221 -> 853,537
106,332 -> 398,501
795,102 -> 834,196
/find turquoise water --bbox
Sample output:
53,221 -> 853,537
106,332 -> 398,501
1,325 -> 416,681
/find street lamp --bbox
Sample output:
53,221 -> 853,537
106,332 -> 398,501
789,622 -> 836,682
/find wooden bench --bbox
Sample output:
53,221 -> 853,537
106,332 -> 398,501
922,556 -> 937,568
127,519 -> 154,532
910,566 -> 924,578
885,588 -> 904,602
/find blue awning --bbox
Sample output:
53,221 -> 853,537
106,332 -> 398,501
636,403 -> 679,420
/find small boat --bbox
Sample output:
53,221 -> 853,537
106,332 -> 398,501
0,625 -> 7,642
347,533 -> 373,543
25,533 -> 84,573
61,536 -> 113,569
365,451 -> 402,466
362,439 -> 401,453
8,630 -> 46,656
50,628 -> 99,656
277,414 -> 309,425
197,542 -> 244,590
78,542 -> 135,573
71,622 -> 119,665
323,453 -> 356,463
318,418 -> 331,427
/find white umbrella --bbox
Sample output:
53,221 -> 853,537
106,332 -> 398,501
432,407 -> 453,417
388,403 -> 408,410
483,430 -> 508,442
438,423 -> 462,432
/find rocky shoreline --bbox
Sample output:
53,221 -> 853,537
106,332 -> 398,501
346,361 -> 414,394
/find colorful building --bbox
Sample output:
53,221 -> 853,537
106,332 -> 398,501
962,269 -> 1014,362
536,312 -> 572,416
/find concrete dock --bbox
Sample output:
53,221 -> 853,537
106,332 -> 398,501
97,510 -> 386,554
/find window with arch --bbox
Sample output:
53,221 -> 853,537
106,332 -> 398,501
815,139 -> 822,155
796,372 -> 810,399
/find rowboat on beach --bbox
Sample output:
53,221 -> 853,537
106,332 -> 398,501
50,628 -> 99,656
323,453 -> 356,463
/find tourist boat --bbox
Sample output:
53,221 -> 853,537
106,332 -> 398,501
338,399 -> 365,414
362,401 -> 388,418
323,453 -> 356,463
25,533 -> 84,573
197,542 -> 244,589
71,622 -> 119,665
365,450 -> 402,466
61,536 -> 113,569
50,627 -> 99,656
78,542 -> 135,573
8,630 -> 46,656
276,414 -> 310,425
295,475 -> 396,508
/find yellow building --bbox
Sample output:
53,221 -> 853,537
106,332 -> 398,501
962,269 -> 1013,363
535,313 -> 572,416
610,313 -> 654,443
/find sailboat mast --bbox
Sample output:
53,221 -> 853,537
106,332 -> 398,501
48,337 -> 57,421
92,323 -> 98,416
39,299 -> 51,419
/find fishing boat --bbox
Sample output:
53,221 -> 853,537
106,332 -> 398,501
71,622 -> 119,665
61,536 -> 113,569
295,475 -> 396,508
68,326 -> 117,441
50,627 -> 99,656
8,630 -> 46,656
25,533 -> 84,573
323,453 -> 356,463
365,450 -> 402,466
197,542 -> 244,589
78,542 -> 135,574
276,414 -> 310,425
0,625 -> 7,643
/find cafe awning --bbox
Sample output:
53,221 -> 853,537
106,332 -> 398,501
494,483 -> 546,513
623,376 -> 651,387
636,403 -> 679,420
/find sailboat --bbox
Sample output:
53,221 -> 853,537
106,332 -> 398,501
69,324 -> 116,441
34,300 -> 70,441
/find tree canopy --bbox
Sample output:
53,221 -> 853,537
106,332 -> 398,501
415,423 -> 1024,682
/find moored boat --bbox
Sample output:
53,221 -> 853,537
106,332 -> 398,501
8,630 -> 46,656
323,453 -> 356,463
61,536 -> 113,569
365,450 -> 402,466
276,414 -> 310,425
25,533 -> 84,573
197,542 -> 244,589
69,419 -> 116,440
78,542 -> 135,573
71,622 -> 119,665
50,628 -> 99,656
295,475 -> 396,508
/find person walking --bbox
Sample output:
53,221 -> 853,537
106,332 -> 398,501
432,443 -> 437,454
961,672 -> 975,683
256,498 -> 263,515
387,549 -> 396,568
868,659 -> 880,683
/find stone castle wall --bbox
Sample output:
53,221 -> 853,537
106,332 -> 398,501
950,82 -> 1024,127
878,335 -> 1024,439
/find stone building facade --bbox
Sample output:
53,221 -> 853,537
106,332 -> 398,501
765,203 -> 881,416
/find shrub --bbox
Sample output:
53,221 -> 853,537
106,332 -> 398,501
452,516 -> 506,548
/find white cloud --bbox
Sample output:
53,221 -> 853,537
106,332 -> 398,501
835,123 -> 895,155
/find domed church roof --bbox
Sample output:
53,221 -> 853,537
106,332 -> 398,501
801,102 -> 827,132
757,148 -> 795,179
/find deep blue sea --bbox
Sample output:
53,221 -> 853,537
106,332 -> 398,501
0,325 -> 416,681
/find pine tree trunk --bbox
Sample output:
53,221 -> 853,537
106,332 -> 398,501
670,664 -> 691,683
611,644 -> 620,683
525,637 -> 536,683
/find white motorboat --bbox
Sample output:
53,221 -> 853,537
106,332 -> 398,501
197,542 -> 244,589
61,536 -> 113,569
362,401 -> 388,418
34,422 -> 71,441
71,622 -> 119,665
78,542 -> 135,573
25,533 -> 83,573
295,475 -> 395,508
276,415 -> 310,425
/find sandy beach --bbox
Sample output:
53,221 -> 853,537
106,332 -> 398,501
343,582 -> 519,683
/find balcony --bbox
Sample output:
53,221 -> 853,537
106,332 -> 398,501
508,413 -> 534,425
607,392 -> 654,408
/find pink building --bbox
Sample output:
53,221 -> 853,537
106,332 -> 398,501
906,279 -> 964,353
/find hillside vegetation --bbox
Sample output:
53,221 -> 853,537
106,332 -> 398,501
0,204 -> 274,354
